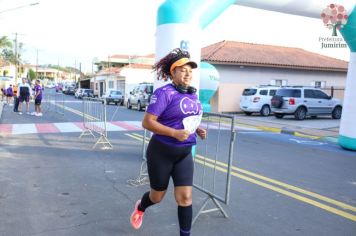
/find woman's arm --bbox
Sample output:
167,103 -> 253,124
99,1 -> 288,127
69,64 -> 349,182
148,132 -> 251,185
142,112 -> 190,141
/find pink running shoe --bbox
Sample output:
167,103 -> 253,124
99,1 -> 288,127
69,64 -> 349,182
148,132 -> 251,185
130,200 -> 144,229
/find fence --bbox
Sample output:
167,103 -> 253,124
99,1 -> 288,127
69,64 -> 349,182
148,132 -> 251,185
192,112 -> 236,224
79,98 -> 112,149
321,86 -> 345,100
43,92 -> 64,115
132,112 -> 236,224
127,129 -> 150,187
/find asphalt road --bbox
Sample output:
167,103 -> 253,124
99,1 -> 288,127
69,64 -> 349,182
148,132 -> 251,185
0,89 -> 355,236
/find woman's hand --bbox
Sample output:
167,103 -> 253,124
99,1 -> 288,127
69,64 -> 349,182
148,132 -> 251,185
173,129 -> 191,141
196,128 -> 206,140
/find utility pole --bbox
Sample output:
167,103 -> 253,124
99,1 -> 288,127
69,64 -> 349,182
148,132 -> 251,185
36,49 -> 38,80
74,59 -> 77,85
14,33 -> 18,84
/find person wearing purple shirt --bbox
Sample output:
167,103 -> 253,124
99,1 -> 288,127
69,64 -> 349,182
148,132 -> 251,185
130,48 -> 206,236
6,84 -> 13,105
33,79 -> 43,116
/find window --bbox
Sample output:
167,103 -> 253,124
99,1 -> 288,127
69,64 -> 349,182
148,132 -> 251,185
313,90 -> 329,99
259,90 -> 268,95
312,81 -> 326,88
95,83 -> 98,90
276,89 -> 301,98
304,89 -> 314,98
269,90 -> 276,96
242,89 -> 257,96
108,81 -> 114,89
271,79 -> 287,86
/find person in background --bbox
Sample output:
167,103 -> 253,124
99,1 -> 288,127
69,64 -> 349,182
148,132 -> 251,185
130,48 -> 206,236
32,79 -> 43,116
1,87 -> 6,102
13,84 -> 19,112
17,78 -> 32,115
6,84 -> 13,106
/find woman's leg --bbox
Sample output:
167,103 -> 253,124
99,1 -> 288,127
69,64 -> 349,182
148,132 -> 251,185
138,188 -> 166,212
175,186 -> 193,236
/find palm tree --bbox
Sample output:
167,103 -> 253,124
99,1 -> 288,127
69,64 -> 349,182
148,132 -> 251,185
0,36 -> 13,63
0,36 -> 12,49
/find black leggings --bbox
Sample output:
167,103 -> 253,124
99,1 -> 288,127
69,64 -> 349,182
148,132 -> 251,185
146,136 -> 193,191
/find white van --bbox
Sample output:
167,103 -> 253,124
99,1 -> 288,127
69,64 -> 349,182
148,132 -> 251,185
240,86 -> 280,116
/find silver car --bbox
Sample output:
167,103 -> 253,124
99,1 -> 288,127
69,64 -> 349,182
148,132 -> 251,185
271,87 -> 342,120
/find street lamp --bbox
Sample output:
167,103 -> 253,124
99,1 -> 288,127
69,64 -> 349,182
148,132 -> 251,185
0,2 -> 39,14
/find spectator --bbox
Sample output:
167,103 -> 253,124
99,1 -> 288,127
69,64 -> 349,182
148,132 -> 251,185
1,87 -> 6,101
17,78 -> 32,115
32,79 -> 43,116
6,84 -> 13,106
13,84 -> 19,112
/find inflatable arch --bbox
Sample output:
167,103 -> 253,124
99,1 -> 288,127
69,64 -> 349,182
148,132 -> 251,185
155,0 -> 356,151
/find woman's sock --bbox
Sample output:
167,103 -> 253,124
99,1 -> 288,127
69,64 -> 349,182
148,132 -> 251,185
138,191 -> 155,212
178,205 -> 192,236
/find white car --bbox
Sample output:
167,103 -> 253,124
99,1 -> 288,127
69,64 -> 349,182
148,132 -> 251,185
240,86 -> 280,116
74,88 -> 83,98
45,82 -> 55,89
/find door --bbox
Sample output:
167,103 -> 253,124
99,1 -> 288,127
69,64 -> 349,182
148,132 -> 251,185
313,90 -> 333,114
100,82 -> 104,97
304,89 -> 318,114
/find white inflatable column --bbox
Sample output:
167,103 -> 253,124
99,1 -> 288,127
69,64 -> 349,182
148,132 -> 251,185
155,0 -> 236,92
339,5 -> 356,150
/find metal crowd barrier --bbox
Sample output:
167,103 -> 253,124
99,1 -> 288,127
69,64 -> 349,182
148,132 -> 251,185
43,92 -> 64,115
79,97 -> 112,149
192,112 -> 236,224
127,129 -> 150,187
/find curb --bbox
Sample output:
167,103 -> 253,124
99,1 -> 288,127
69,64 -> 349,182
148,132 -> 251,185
281,127 -> 321,139
0,101 -> 4,121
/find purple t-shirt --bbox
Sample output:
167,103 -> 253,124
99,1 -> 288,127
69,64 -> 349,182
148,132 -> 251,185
146,84 -> 203,146
35,85 -> 42,100
6,87 -> 13,96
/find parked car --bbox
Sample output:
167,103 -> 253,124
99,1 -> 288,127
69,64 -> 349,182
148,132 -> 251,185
102,89 -> 124,105
63,85 -> 75,95
240,86 -> 279,116
127,83 -> 153,111
271,86 -> 342,120
45,82 -> 56,88
74,88 -> 83,98
77,89 -> 94,99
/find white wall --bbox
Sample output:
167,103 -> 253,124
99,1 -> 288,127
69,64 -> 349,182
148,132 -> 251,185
210,65 -> 347,112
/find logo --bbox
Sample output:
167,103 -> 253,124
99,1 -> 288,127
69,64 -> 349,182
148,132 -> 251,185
321,3 -> 348,36
180,40 -> 190,50
149,94 -> 157,104
180,97 -> 199,115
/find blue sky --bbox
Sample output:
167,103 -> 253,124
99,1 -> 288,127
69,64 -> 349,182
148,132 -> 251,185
0,0 -> 350,72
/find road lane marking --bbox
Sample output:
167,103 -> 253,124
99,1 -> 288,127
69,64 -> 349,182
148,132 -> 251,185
54,103 -> 98,121
194,158 -> 356,222
127,132 -> 356,221
195,154 -> 356,213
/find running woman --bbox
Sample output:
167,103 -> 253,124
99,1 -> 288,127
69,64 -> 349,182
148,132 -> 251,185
130,48 -> 206,236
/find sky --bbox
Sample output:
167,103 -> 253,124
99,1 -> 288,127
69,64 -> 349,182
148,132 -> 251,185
0,0 -> 351,73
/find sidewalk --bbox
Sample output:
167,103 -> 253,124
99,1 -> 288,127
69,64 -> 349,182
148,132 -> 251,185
234,114 -> 340,142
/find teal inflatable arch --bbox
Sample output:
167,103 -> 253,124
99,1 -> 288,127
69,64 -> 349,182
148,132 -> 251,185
155,0 -> 356,151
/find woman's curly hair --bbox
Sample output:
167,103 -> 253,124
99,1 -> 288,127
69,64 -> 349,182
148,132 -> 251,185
152,48 -> 191,81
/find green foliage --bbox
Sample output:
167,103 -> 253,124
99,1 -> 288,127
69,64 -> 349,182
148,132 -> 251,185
28,68 -> 36,81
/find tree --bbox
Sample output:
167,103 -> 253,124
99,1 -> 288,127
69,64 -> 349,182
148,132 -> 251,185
28,68 -> 37,81
0,36 -> 12,49
321,4 -> 348,36
0,36 -> 13,61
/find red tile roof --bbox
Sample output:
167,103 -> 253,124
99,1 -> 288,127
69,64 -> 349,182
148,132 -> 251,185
201,40 -> 348,72
123,64 -> 153,70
